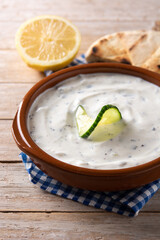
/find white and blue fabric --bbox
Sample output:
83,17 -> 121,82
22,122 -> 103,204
20,153 -> 160,217
44,53 -> 87,76
21,54 -> 160,217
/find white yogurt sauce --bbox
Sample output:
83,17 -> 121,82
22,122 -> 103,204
27,73 -> 160,169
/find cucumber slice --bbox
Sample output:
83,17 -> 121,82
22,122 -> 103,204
75,104 -> 123,139
75,105 -> 94,137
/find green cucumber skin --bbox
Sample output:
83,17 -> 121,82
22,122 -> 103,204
81,104 -> 122,138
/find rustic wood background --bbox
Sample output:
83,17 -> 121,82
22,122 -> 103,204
0,0 -> 160,239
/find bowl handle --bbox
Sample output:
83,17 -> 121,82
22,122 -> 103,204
12,111 -> 40,160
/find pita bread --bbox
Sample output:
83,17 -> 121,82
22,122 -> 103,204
116,30 -> 146,51
86,30 -> 160,73
126,31 -> 160,66
142,47 -> 160,73
152,21 -> 160,31
86,32 -> 131,64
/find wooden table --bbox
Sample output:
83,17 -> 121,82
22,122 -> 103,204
0,0 -> 160,239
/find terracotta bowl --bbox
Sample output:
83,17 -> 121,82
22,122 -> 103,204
12,63 -> 160,191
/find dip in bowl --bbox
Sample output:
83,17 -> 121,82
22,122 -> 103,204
12,63 -> 160,191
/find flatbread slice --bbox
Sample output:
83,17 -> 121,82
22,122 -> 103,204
142,47 -> 160,73
117,30 -> 146,51
86,30 -> 160,73
152,21 -> 160,31
86,32 -> 131,64
126,31 -> 160,67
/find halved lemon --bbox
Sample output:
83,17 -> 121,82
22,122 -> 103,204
15,15 -> 81,71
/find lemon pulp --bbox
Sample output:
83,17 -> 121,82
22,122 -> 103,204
15,15 -> 81,71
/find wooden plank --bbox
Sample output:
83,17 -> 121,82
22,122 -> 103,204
0,50 -> 45,83
0,21 -> 157,84
0,162 -> 97,212
0,20 -> 154,50
0,0 -> 160,22
0,0 -> 159,237
0,212 -> 160,239
0,120 -> 20,161
0,83 -> 33,119
0,162 -> 159,212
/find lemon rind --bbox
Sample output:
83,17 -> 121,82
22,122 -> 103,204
15,15 -> 81,71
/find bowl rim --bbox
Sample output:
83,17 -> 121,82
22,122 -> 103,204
12,62 -> 160,177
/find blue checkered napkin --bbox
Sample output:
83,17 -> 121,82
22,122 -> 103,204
45,53 -> 87,77
20,153 -> 160,217
22,55 -> 160,217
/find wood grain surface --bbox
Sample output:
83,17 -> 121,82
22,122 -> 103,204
0,0 -> 160,239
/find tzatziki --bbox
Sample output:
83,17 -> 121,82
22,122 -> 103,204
27,73 -> 160,169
